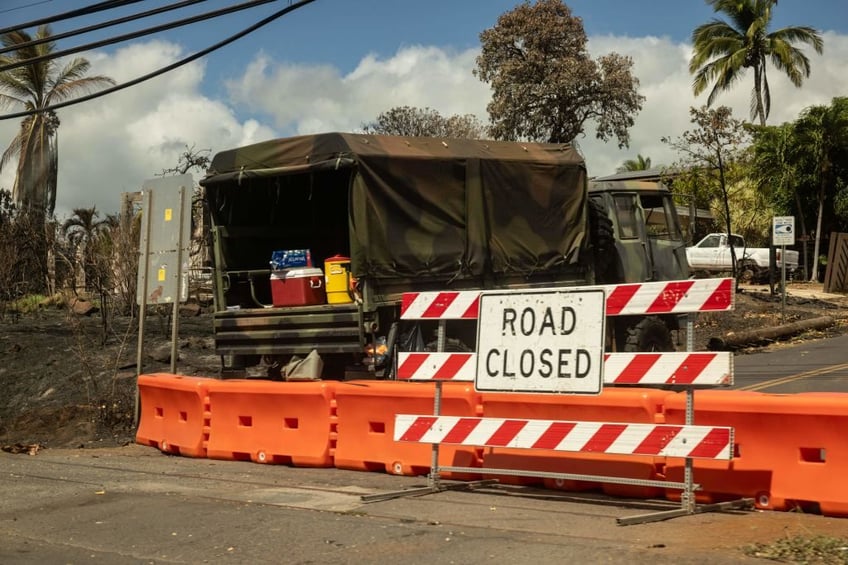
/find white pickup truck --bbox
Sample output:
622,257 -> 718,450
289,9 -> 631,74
686,233 -> 799,281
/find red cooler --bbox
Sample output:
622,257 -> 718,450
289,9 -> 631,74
270,267 -> 326,307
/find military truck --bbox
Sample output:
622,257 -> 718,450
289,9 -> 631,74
199,133 -> 689,378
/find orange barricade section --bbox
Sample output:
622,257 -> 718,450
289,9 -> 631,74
136,374 -> 213,457
205,380 -> 337,467
664,390 -> 848,517
334,381 -> 483,478
480,388 -> 670,497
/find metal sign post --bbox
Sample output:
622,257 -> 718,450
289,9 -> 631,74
772,216 -> 795,321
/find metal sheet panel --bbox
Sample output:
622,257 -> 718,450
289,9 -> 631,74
137,175 -> 192,304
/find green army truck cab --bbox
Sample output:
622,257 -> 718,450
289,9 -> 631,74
589,180 -> 691,351
199,133 -> 688,378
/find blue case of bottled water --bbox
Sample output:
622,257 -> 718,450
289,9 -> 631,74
270,249 -> 312,270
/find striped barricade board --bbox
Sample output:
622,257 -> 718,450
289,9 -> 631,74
394,415 -> 733,460
401,278 -> 734,320
397,278 -> 735,388
397,351 -> 733,386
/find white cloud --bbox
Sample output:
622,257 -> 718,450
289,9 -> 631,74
224,32 -> 848,178
0,40 -> 275,219
225,45 -> 491,134
2,32 -> 846,220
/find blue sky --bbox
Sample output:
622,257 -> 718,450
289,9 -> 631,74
9,1 -> 844,81
1,0 -> 847,215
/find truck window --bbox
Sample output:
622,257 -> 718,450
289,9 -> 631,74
729,235 -> 745,249
613,194 -> 639,239
641,194 -> 683,241
699,234 -> 722,248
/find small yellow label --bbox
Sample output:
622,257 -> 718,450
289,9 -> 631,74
158,267 -> 166,281
164,208 -> 172,222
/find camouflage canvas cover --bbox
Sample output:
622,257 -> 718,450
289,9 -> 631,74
201,133 -> 587,282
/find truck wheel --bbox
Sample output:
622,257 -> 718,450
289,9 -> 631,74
587,199 -> 616,282
737,260 -> 756,283
624,317 -> 674,352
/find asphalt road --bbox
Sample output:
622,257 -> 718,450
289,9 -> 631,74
732,334 -> 848,393
2,445 -> 847,565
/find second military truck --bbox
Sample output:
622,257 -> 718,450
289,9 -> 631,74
199,133 -> 690,379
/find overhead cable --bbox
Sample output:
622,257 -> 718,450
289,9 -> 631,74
0,0 -> 146,36
0,0 -> 284,73
0,0 -> 53,16
0,0 -> 207,56
0,0 -> 318,120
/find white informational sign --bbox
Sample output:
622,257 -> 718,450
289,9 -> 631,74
475,289 -> 605,394
772,216 -> 795,246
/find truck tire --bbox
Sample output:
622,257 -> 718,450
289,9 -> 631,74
587,199 -> 616,282
737,259 -> 757,283
624,316 -> 674,352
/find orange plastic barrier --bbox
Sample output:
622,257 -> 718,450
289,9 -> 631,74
205,380 -> 337,467
136,374 -> 213,457
334,381 -> 483,478
664,390 -> 848,516
480,388 -> 670,497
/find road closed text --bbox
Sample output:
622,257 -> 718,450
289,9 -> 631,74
475,290 -> 605,394
484,347 -> 592,379
485,306 -> 591,379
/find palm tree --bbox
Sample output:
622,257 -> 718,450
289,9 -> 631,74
793,97 -> 848,282
689,0 -> 823,126
618,154 -> 652,172
0,25 -> 115,217
62,206 -> 109,291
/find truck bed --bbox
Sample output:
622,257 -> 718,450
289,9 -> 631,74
213,303 -> 364,357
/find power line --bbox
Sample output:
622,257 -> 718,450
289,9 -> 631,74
0,0 -> 54,17
0,0 -> 146,35
0,0 -> 207,56
0,0 -> 318,121
0,0 -> 285,73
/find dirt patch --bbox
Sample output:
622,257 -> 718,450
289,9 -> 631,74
1,282 -> 847,449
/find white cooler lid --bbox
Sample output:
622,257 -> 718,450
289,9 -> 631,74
271,267 -> 323,279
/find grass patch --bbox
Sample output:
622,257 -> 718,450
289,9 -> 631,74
744,535 -> 848,563
10,294 -> 49,313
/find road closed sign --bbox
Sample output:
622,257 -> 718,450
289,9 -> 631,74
475,289 -> 605,394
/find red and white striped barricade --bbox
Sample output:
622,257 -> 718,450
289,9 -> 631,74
394,416 -> 732,460
397,351 -> 732,386
400,277 -> 734,320
382,278 -> 747,524
397,278 -> 735,387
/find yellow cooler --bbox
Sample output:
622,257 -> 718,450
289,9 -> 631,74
324,255 -> 353,304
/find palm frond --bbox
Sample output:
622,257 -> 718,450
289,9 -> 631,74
48,75 -> 115,104
0,130 -> 24,171
769,26 -> 824,54
0,66 -> 37,102
767,38 -> 812,85
690,21 -> 745,70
